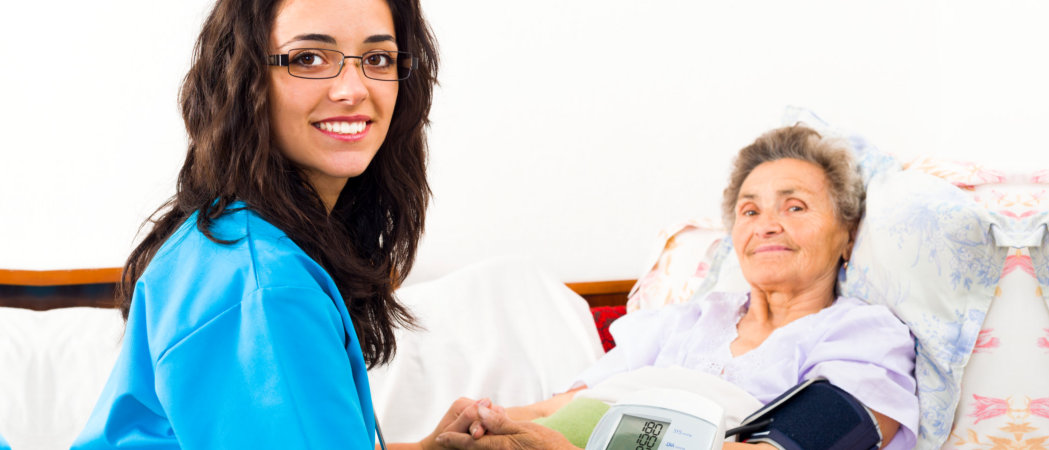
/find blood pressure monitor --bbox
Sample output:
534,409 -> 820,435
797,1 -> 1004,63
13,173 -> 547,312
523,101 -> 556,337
585,389 -> 725,450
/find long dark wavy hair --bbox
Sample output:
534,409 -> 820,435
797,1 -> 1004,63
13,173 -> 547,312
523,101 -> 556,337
119,0 -> 439,368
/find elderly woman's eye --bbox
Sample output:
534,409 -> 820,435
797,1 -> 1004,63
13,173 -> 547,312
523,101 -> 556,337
788,205 -> 804,212
741,209 -> 757,217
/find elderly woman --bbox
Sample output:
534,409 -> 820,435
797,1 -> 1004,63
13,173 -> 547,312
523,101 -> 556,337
436,125 -> 919,449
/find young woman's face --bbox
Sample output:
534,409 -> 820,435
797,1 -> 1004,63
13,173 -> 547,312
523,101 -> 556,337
268,0 -> 399,203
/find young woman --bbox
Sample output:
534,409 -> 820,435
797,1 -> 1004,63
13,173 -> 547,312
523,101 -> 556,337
73,0 -> 439,447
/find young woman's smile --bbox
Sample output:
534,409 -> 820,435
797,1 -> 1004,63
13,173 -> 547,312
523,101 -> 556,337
313,115 -> 372,141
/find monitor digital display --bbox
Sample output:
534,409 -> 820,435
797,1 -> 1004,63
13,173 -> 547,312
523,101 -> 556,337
605,414 -> 670,450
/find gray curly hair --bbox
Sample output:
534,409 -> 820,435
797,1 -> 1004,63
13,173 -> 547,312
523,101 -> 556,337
721,124 -> 865,231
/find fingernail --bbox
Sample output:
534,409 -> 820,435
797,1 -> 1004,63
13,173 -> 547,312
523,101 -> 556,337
477,398 -> 491,408
478,405 -> 492,419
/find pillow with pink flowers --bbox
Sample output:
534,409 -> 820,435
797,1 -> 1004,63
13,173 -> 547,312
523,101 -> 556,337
903,156 -> 1007,189
946,178 -> 1049,447
625,219 -> 747,313
946,247 -> 1049,448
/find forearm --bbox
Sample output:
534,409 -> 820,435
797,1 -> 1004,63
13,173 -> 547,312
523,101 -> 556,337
871,409 -> 899,449
505,405 -> 542,421
506,386 -> 586,421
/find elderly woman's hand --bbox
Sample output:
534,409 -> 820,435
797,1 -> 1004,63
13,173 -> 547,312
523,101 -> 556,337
434,403 -> 576,450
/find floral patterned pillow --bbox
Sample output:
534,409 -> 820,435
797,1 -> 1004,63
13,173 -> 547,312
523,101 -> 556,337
966,177 -> 1049,308
946,179 -> 1049,448
625,219 -> 737,313
946,246 -> 1049,449
903,156 -> 1007,189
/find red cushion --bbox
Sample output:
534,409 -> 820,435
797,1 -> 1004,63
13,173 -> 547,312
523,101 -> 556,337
590,306 -> 627,352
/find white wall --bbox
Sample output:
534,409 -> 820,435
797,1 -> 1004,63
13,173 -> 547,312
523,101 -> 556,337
2,1 -> 1048,284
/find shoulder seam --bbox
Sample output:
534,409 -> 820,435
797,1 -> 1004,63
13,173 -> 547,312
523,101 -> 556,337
152,216 -> 195,261
244,211 -> 263,290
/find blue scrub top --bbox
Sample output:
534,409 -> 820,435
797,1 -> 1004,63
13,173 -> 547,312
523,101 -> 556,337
0,430 -> 10,450
73,205 -> 376,449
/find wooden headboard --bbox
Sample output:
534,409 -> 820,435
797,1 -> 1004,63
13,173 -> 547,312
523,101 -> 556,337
0,269 -> 633,310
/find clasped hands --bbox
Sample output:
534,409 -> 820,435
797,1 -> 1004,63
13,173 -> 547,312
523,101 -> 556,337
418,397 -> 575,450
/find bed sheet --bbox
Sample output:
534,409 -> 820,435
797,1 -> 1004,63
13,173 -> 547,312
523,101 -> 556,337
0,306 -> 123,450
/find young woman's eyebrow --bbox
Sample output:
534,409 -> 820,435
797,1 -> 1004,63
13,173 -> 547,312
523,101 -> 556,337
281,33 -> 337,47
363,34 -> 395,44
280,33 -> 393,48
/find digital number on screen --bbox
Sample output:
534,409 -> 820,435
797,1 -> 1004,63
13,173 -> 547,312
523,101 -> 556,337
605,414 -> 670,450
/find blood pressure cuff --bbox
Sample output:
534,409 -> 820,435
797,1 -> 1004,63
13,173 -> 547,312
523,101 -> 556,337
725,378 -> 882,450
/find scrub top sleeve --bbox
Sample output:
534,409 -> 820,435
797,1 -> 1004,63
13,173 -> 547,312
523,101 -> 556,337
154,286 -> 373,449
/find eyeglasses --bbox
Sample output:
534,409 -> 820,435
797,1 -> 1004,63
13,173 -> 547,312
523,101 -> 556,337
267,48 -> 416,81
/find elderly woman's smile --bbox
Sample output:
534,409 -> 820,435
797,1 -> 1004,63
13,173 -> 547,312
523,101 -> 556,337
751,244 -> 793,253
731,158 -> 853,296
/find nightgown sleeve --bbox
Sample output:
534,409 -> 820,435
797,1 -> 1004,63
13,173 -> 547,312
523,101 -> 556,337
800,302 -> 918,450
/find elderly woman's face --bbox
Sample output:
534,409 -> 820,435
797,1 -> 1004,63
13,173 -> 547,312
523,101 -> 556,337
731,158 -> 853,294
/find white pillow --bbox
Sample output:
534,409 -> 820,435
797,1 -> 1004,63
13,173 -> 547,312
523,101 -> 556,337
780,106 -> 901,187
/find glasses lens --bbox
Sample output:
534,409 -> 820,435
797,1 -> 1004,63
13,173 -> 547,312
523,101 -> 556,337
287,49 -> 342,79
361,51 -> 410,81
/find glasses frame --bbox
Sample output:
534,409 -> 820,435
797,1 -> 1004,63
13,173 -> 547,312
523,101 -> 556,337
267,48 -> 417,81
